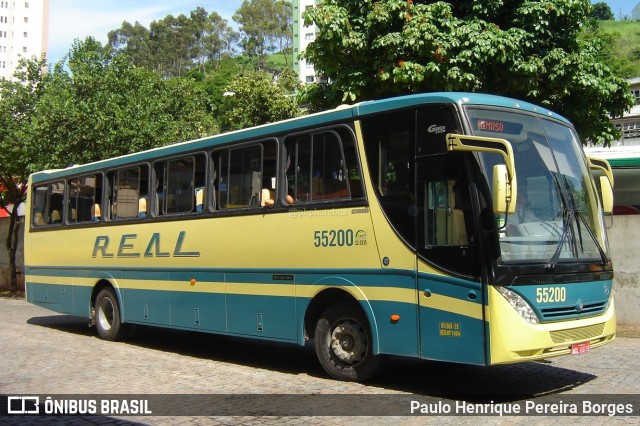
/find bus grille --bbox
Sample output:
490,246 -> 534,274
550,323 -> 605,344
539,301 -> 607,320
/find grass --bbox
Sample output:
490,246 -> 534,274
599,20 -> 640,77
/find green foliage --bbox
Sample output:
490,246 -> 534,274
219,71 -> 299,131
29,38 -> 218,169
233,0 -> 293,69
596,20 -> 640,77
0,57 -> 47,180
302,0 -> 634,145
590,2 -> 614,21
0,56 -> 50,290
108,7 -> 238,78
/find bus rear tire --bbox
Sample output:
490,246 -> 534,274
314,303 -> 380,382
95,288 -> 126,341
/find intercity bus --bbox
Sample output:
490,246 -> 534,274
585,145 -> 640,215
25,93 -> 616,381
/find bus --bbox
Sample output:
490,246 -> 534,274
585,145 -> 640,215
25,92 -> 616,382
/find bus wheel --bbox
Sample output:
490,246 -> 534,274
314,303 -> 380,382
94,288 -> 126,341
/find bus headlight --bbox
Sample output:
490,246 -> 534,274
496,286 -> 539,324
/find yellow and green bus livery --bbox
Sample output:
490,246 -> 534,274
25,92 -> 616,381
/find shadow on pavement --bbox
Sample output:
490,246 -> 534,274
28,314 -> 596,401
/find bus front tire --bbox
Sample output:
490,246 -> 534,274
314,303 -> 380,382
94,288 -> 126,341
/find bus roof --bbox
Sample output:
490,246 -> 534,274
31,92 -> 569,182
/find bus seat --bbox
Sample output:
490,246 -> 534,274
50,210 -> 61,224
92,204 -> 101,222
138,197 -> 147,219
34,212 -> 45,225
115,188 -> 138,218
261,188 -> 274,207
195,188 -> 204,213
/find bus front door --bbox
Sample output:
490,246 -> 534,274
415,154 -> 486,365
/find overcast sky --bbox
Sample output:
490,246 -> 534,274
46,1 -> 635,65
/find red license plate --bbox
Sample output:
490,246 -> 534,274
571,341 -> 590,355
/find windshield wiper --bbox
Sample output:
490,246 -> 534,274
546,174 -> 576,270
574,209 -> 610,267
545,206 -> 574,270
563,174 -> 609,266
546,173 -> 609,270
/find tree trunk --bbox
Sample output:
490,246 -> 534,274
5,205 -> 20,292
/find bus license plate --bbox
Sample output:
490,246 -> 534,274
571,342 -> 590,355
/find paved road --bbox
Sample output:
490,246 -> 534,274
0,298 -> 638,425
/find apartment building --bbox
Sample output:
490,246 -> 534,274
0,0 -> 49,80
610,78 -> 640,146
292,0 -> 322,84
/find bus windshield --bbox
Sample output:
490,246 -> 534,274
467,108 -> 608,265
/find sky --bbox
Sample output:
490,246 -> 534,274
47,1 -> 635,65
48,0 -> 243,64
606,0 -> 635,19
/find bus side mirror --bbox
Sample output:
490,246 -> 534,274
447,134 -> 517,214
588,156 -> 614,189
600,175 -> 614,214
492,164 -> 516,214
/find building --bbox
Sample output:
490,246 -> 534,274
609,78 -> 640,146
292,0 -> 322,84
584,77 -> 640,329
0,0 -> 49,81
633,2 -> 640,20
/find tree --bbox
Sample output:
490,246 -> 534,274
0,57 -> 49,291
590,2 -> 614,21
107,21 -> 153,69
302,0 -> 634,145
26,38 -> 218,169
189,7 -> 239,70
218,71 -> 299,131
580,20 -> 637,78
108,8 -> 238,78
233,0 -> 293,69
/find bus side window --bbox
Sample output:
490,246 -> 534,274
68,174 -> 102,224
32,181 -> 65,227
194,154 -> 206,213
109,166 -> 148,220
425,180 -> 471,247
417,153 -> 480,276
50,182 -> 65,224
166,157 -> 195,214
285,134 -> 311,202
285,128 -> 356,203
32,186 -> 49,226
217,144 -> 264,209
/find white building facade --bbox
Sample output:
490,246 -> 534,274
610,78 -> 640,146
292,0 -> 321,84
0,0 -> 49,80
